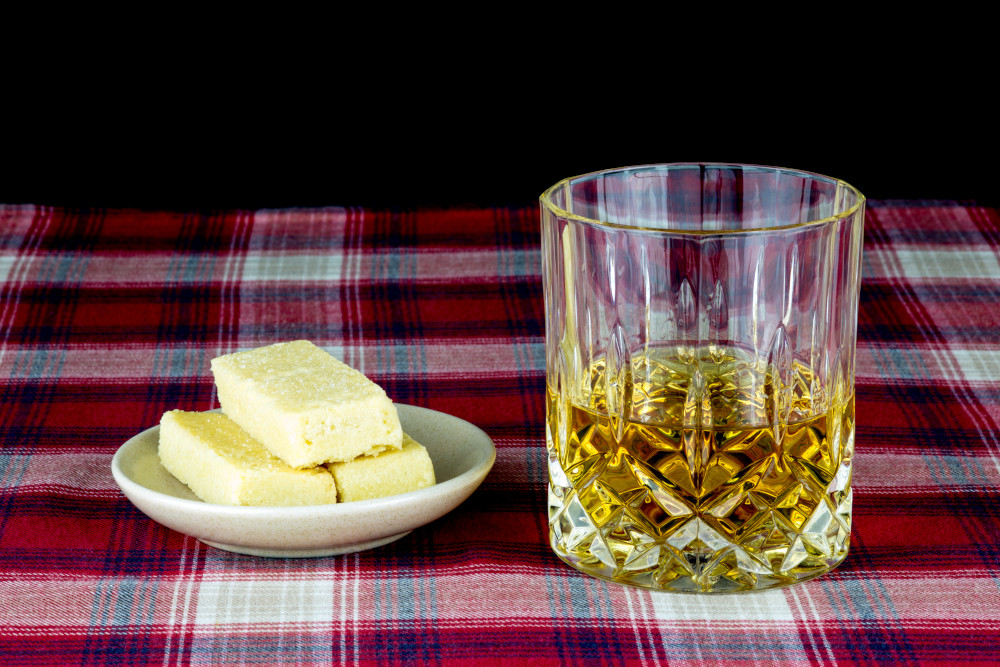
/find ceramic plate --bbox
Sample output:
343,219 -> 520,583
111,404 -> 495,557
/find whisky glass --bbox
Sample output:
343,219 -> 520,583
541,164 -> 865,593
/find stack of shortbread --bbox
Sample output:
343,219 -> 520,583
158,340 -> 435,506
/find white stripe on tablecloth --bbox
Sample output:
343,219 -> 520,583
195,578 -> 336,625
0,249 -> 540,285
0,246 -> 534,286
162,537 -> 200,667
3,341 -> 997,386
787,583 -> 839,665
623,586 -> 663,667
15,447 -> 995,500
858,345 -> 1000,384
868,247 -> 1000,281
8,246 -> 999,286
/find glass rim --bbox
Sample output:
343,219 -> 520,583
539,162 -> 866,236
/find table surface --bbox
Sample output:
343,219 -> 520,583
0,201 -> 998,666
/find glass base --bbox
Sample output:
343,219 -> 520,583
550,529 -> 849,593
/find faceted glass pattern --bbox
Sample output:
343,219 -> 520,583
540,164 -> 865,593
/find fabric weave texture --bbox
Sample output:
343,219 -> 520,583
0,201 -> 997,665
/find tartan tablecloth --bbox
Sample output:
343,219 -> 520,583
0,201 -> 998,666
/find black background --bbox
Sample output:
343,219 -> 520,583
2,29 -> 994,210
5,104 -> 992,210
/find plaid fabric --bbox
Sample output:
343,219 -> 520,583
0,201 -> 998,666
